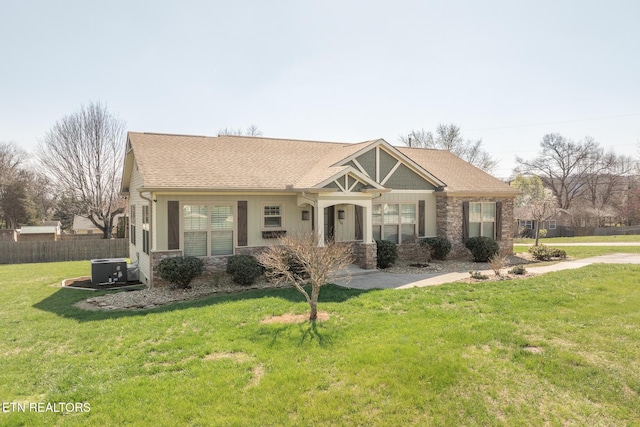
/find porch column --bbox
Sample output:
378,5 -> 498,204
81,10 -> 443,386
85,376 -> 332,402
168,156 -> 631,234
361,200 -> 373,244
315,200 -> 326,247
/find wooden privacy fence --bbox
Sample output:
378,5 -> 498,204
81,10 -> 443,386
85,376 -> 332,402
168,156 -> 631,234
0,239 -> 128,264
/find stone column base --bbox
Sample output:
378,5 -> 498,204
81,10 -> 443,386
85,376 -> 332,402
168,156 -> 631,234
358,242 -> 377,269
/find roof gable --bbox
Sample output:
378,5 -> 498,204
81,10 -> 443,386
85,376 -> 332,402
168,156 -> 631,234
334,139 -> 444,190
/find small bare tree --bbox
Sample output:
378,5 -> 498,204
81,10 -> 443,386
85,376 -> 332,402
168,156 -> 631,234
257,231 -> 354,321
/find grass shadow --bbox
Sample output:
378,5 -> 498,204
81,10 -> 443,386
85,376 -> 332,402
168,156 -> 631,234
32,283 -> 375,323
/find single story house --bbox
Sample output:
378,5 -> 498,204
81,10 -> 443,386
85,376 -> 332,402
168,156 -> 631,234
514,207 -> 573,238
121,132 -> 518,287
72,214 -> 124,236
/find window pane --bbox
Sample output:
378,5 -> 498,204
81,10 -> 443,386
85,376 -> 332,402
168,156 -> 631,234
264,206 -> 281,216
383,224 -> 398,244
401,204 -> 416,224
211,231 -> 233,255
211,206 -> 233,230
401,224 -> 415,243
184,231 -> 207,256
384,204 -> 399,225
372,225 -> 381,241
469,222 -> 481,238
372,205 -> 382,225
184,205 -> 207,230
482,203 -> 496,221
470,203 -> 482,222
482,222 -> 495,239
264,217 -> 281,228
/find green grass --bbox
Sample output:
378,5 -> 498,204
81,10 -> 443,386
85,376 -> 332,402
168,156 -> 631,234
2,261 -> 640,426
514,234 -> 640,244
513,244 -> 640,259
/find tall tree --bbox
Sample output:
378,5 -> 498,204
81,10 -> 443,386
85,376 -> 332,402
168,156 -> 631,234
0,169 -> 35,228
0,142 -> 31,228
36,102 -> 126,238
399,123 -> 498,173
516,133 -> 600,210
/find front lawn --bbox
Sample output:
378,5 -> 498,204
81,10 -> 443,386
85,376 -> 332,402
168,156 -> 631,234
513,244 -> 640,259
514,234 -> 640,244
1,261 -> 640,426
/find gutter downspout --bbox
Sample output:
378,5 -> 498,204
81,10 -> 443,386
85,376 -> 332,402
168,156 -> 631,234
139,191 -> 154,288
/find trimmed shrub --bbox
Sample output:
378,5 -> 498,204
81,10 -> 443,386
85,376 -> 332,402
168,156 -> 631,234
469,270 -> 489,280
509,265 -> 527,275
465,236 -> 500,262
158,256 -> 204,289
376,239 -> 398,269
529,245 -> 567,261
421,237 -> 452,260
226,254 -> 264,286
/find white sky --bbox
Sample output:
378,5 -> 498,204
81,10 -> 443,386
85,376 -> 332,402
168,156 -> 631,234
1,0 -> 638,178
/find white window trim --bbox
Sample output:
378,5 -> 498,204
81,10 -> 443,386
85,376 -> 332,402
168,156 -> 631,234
469,202 -> 496,239
180,201 -> 236,257
548,220 -> 557,230
261,202 -> 285,231
373,202 -> 417,244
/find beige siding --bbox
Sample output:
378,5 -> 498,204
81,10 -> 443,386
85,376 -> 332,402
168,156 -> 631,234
377,191 -> 437,237
154,194 -> 312,251
127,163 -> 151,284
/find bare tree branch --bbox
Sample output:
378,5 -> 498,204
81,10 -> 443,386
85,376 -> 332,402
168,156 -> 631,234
257,231 -> 354,321
399,123 -> 498,173
36,102 -> 126,238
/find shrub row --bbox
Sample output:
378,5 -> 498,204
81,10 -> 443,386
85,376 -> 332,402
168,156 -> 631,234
465,236 -> 500,262
420,237 -> 452,261
528,245 -> 567,261
157,256 -> 204,289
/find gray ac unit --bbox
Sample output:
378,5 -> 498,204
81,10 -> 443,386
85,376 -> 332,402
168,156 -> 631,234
91,258 -> 128,285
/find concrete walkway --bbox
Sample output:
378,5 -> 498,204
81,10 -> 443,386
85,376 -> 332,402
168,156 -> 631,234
334,253 -> 640,291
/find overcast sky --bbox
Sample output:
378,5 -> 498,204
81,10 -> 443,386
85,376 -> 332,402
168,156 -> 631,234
1,0 -> 638,178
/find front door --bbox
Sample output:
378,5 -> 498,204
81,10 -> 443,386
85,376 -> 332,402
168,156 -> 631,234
324,206 -> 335,242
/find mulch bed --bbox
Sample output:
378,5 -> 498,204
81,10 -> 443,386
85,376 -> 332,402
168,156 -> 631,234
63,277 -> 144,291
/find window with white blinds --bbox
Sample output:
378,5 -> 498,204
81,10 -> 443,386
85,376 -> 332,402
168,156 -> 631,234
373,203 -> 417,244
183,204 -> 234,257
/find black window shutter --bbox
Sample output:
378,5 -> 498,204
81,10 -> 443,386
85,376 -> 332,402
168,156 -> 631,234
167,201 -> 179,250
418,200 -> 425,237
495,201 -> 503,241
238,201 -> 248,247
462,201 -> 469,242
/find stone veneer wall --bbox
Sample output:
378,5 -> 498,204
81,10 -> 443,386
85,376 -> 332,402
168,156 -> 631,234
435,195 -> 515,259
357,242 -> 377,269
151,241 -> 378,287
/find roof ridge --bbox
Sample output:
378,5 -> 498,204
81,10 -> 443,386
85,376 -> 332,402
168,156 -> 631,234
131,131 -> 380,146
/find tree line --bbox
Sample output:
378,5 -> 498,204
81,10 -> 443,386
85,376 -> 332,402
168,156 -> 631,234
513,133 -> 638,230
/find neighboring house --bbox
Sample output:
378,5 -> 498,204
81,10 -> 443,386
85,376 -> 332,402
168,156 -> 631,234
72,214 -> 124,236
18,225 -> 59,241
514,207 -> 573,238
121,132 -> 518,287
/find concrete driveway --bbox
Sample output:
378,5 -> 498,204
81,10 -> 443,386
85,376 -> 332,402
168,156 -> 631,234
334,253 -> 640,291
